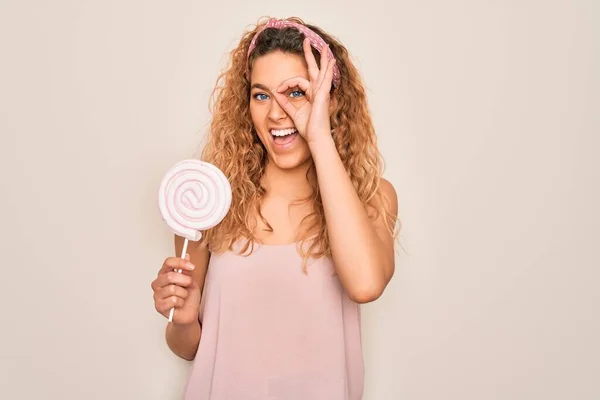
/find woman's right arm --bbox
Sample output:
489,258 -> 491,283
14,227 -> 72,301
152,235 -> 211,361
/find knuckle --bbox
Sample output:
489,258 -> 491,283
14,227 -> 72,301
158,300 -> 169,312
159,286 -> 170,298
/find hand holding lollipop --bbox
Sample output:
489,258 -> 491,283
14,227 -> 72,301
156,159 -> 231,322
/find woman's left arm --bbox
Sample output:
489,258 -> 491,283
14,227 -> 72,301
310,137 -> 398,304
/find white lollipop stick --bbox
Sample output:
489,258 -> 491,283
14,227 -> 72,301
167,237 -> 189,322
158,159 -> 232,323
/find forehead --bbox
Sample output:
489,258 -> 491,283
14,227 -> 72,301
250,51 -> 308,88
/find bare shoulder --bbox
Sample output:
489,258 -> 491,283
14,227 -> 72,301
378,177 -> 398,215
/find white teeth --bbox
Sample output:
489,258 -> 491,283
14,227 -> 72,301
271,128 -> 297,137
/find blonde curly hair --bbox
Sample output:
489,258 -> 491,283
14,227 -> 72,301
198,16 -> 397,263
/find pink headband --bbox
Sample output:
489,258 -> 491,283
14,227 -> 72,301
247,18 -> 341,88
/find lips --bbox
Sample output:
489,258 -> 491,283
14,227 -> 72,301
271,127 -> 298,137
270,127 -> 299,148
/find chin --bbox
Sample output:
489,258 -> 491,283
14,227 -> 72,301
269,151 -> 312,170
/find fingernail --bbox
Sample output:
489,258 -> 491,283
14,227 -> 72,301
186,262 -> 195,270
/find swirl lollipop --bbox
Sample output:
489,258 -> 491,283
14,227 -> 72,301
158,159 -> 232,322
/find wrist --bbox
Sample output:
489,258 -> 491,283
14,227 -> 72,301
307,133 -> 335,154
169,316 -> 200,331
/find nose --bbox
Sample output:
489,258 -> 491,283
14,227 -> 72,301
267,97 -> 287,122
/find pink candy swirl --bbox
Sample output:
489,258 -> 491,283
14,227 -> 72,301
158,159 -> 232,241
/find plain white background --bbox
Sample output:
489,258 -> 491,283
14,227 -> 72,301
1,1 -> 598,399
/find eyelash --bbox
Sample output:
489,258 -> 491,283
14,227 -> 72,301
253,93 -> 269,101
252,90 -> 305,101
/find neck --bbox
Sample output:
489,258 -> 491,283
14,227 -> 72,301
262,159 -> 314,200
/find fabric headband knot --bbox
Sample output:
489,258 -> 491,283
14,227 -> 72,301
246,18 -> 341,88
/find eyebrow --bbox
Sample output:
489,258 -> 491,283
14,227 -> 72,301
250,83 -> 270,91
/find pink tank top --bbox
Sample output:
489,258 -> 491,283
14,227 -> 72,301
183,241 -> 364,400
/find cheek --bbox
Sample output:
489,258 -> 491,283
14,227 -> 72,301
249,103 -> 265,126
249,105 -> 270,140
249,104 -> 258,125
249,107 -> 267,142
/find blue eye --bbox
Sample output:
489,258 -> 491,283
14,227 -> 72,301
290,90 -> 304,98
253,93 -> 269,101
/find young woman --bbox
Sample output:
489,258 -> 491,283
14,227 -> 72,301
151,17 -> 399,400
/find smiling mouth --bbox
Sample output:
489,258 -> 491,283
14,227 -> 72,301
270,127 -> 299,147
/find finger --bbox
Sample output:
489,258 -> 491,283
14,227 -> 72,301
276,76 -> 311,94
318,44 -> 330,83
159,256 -> 195,274
303,38 -> 319,81
272,91 -> 297,120
318,58 -> 336,94
155,296 -> 185,315
274,76 -> 312,117
156,284 -> 189,301
154,270 -> 194,289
